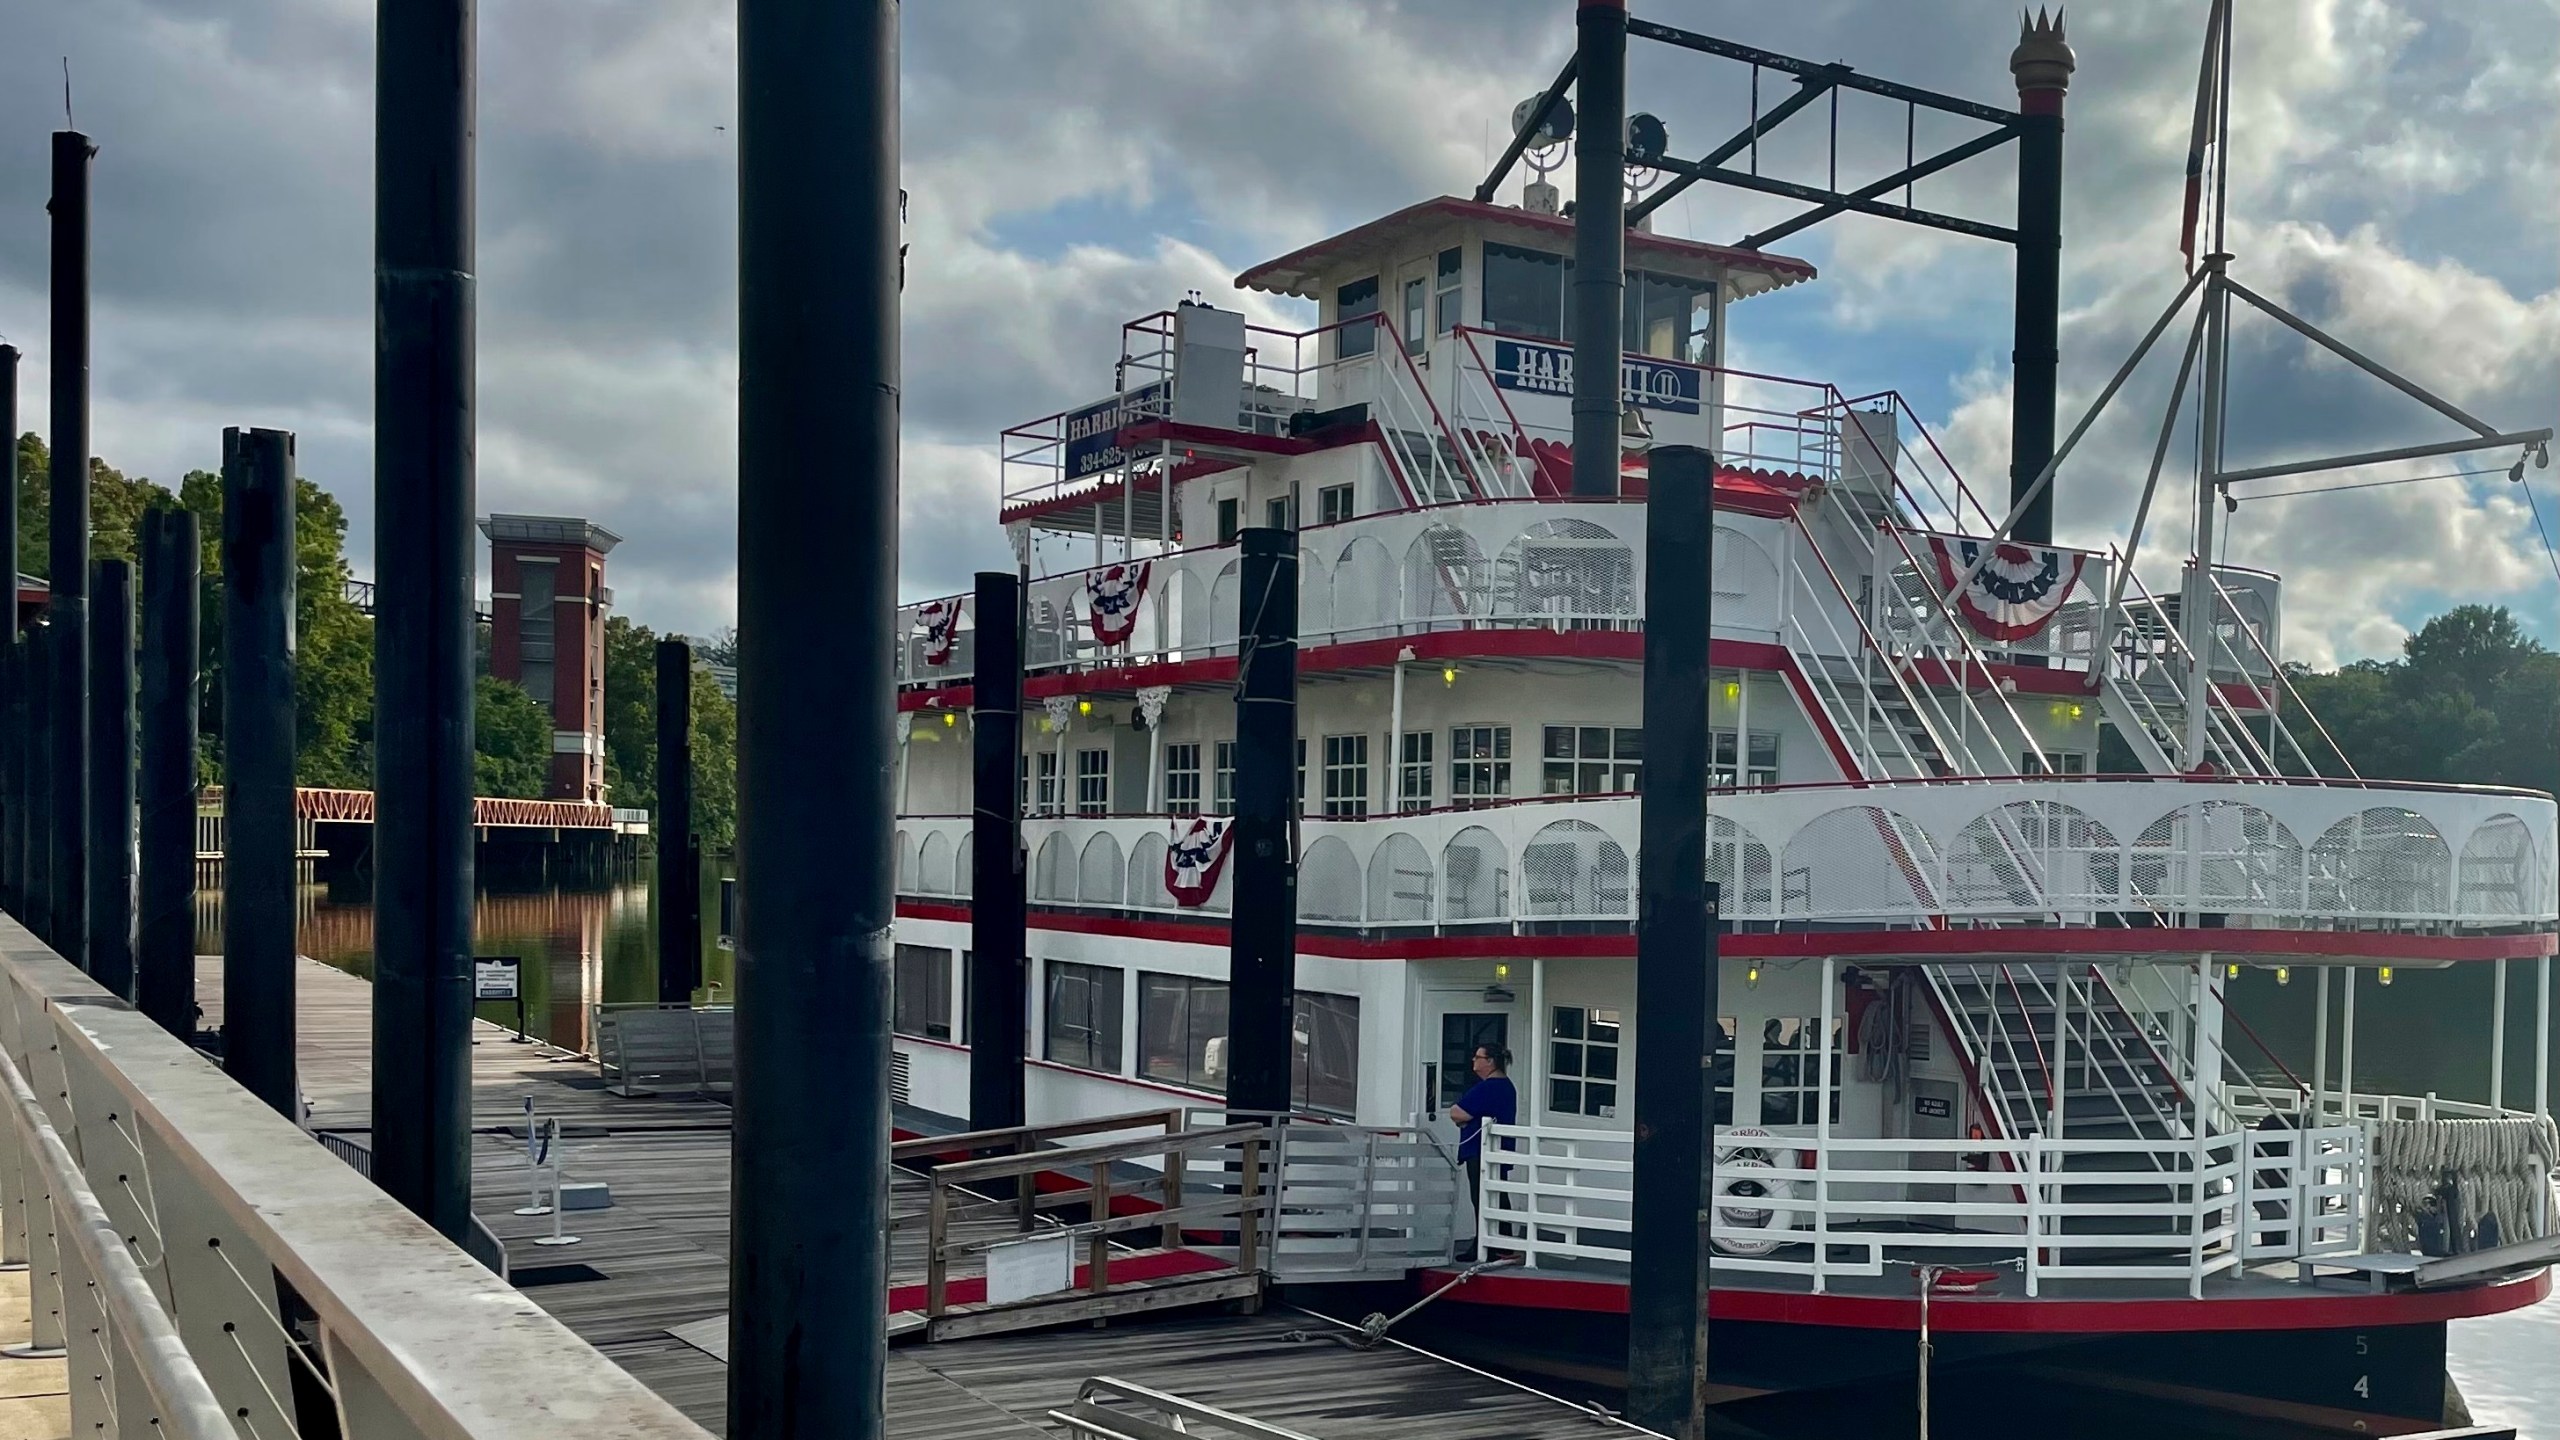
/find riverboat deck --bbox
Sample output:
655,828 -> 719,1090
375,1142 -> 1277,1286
201,958 -> 1673,1438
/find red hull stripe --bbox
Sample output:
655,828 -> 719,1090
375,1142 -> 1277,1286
892,903 -> 2558,965
1413,1266 -> 2552,1334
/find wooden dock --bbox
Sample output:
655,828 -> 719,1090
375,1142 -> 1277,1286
207,958 -> 1664,1438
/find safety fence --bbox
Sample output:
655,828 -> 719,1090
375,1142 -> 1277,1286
0,912 -> 711,1439
1478,1119 -> 2366,1299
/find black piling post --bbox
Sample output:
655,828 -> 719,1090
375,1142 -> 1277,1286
1,341 -> 17,915
49,130 -> 93,969
2008,15 -> 2074,545
1627,445 -> 1718,1437
1226,528 -> 1299,1116
968,570 -> 1026,1133
730,0 -> 899,1429
654,637 -> 700,1004
222,429 -> 299,1117
139,508 -> 200,1040
24,626 -> 49,947
372,0 -> 478,1242
87,559 -> 135,999
1569,0 -> 1628,499
1,641 -> 17,919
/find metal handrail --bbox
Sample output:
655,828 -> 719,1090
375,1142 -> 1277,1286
0,917 -> 713,1440
0,1039 -> 235,1439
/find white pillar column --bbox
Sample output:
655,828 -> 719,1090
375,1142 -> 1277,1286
2492,958 -> 2509,1114
1528,957 -> 1547,1127
2538,955 -> 2552,1123
1389,659 -> 1407,812
2341,966 -> 2359,1120
2049,963 -> 2070,1139
2312,965 -> 2331,1122
894,712 -> 913,815
1815,957 -> 1835,1295
1137,686 -> 1171,814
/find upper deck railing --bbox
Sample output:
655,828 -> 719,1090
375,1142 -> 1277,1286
0,912 -> 711,1440
897,773 -> 2560,933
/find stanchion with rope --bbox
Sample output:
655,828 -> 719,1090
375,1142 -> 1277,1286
513,1097 -> 552,1217
534,1119 -> 582,1248
1911,1260 -> 2021,1440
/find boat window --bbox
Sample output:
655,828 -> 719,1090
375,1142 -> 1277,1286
1625,273 -> 1715,363
1757,1016 -> 1845,1125
892,944 -> 952,1042
1140,973 -> 1231,1093
1213,740 -> 1237,814
1548,1005 -> 1622,1118
1216,496 -> 1241,543
1397,731 -> 1435,811
1044,960 -> 1125,1073
1482,242 -> 1566,341
1541,726 -> 1643,796
1434,247 -> 1464,335
1075,748 -> 1110,814
1450,725 -> 1512,806
1164,742 -> 1203,816
1336,275 -> 1380,358
1711,729 -> 1779,789
1402,273 -> 1429,354
1317,483 -> 1356,526
1267,493 -> 1295,531
1020,750 -> 1062,815
1322,734 -> 1370,818
1293,993 -> 1361,1117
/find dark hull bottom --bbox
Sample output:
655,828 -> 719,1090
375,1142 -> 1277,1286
1284,1289 -> 2455,1437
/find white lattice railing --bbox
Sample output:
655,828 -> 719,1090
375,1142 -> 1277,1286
1478,1120 -> 2366,1299
893,499 -> 1800,685
898,776 -> 2559,931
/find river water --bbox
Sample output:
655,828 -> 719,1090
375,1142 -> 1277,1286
205,877 -> 2558,1436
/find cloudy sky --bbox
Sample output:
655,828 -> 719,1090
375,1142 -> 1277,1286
0,0 -> 2552,665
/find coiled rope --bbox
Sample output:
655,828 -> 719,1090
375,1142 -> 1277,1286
2369,1115 -> 2559,1253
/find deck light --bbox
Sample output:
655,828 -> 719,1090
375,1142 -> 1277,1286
2226,963 -> 2241,980
1078,699 -> 1093,716
2378,966 -> 2394,986
1442,666 -> 1458,687
942,711 -> 956,727
2275,966 -> 2290,986
1746,963 -> 1762,990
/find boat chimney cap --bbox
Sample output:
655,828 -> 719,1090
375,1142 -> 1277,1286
2011,8 -> 2076,96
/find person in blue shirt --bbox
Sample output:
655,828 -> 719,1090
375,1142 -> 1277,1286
1449,1042 -> 1518,1235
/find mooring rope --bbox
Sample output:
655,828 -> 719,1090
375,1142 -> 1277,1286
2368,1115 -> 2559,1253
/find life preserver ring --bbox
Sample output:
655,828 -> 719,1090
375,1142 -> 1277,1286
1719,1126 -> 1814,1173
1712,1157 -> 1795,1256
1717,1127 -> 1779,1164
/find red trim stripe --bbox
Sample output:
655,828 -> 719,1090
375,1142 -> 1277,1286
1415,1266 -> 2551,1334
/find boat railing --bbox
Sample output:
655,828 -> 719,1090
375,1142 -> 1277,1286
898,776 -> 2560,932
0,912 -> 713,1440
1480,1120 -> 2368,1300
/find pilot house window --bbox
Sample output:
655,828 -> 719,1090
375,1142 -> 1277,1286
1336,276 -> 1380,358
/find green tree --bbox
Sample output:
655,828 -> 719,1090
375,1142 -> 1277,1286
473,676 -> 552,799
2280,606 -> 2558,793
598,612 -> 740,847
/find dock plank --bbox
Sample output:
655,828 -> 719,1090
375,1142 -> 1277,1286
219,956 -> 1656,1439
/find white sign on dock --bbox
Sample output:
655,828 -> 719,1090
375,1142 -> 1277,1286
473,957 -> 521,1001
983,1232 -> 1074,1305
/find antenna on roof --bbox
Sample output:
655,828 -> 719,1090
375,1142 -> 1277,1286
61,57 -> 74,129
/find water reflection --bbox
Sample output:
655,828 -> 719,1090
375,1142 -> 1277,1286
194,868 -> 733,1047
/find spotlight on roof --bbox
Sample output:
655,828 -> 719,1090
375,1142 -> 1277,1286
1625,113 -> 1670,167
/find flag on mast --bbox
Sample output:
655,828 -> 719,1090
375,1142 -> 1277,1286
2179,0 -> 2230,272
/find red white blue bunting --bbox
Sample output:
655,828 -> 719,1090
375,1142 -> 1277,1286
1085,560 -> 1151,646
918,597 -> 963,667
1164,817 -> 1234,908
1927,535 -> 2088,643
